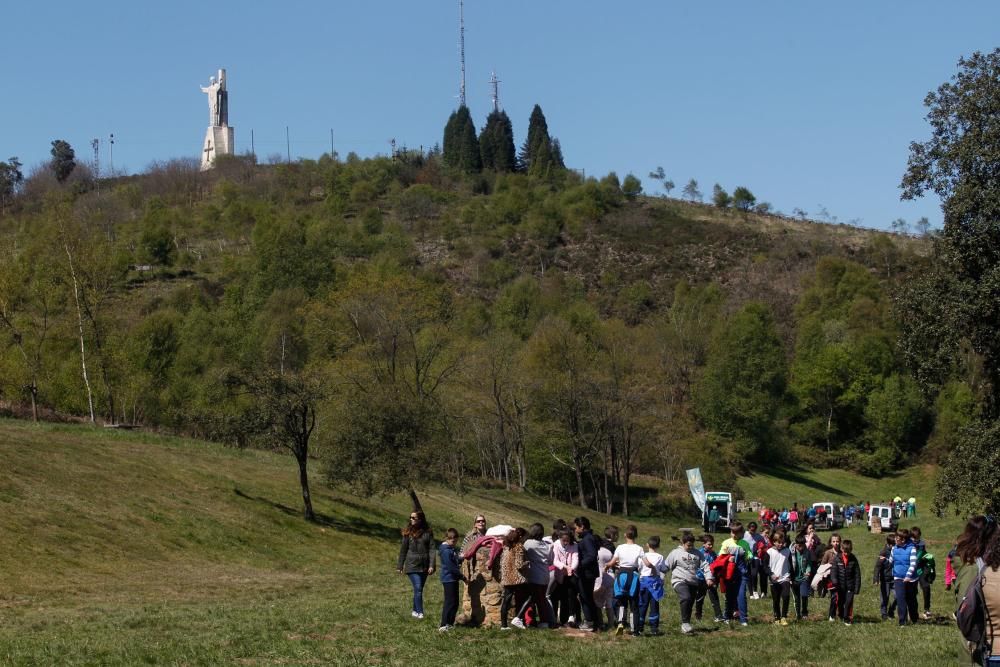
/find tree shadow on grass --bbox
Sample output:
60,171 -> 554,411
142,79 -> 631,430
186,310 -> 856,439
749,466 -> 848,498
233,488 -> 400,543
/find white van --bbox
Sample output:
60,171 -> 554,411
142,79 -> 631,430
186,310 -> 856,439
867,505 -> 898,532
704,492 -> 734,533
811,502 -> 844,530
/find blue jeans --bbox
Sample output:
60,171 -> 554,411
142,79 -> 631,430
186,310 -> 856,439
407,572 -> 428,614
637,589 -> 660,632
724,575 -> 749,623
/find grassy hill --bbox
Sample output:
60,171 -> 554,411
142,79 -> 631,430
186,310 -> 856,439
0,419 -> 964,666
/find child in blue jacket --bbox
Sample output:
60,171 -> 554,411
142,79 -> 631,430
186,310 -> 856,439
438,528 -> 466,631
889,528 -> 918,626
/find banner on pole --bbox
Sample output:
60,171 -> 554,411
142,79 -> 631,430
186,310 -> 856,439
686,467 -> 706,513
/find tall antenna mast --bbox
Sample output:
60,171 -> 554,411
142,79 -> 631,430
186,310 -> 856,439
489,70 -> 501,113
458,0 -> 466,107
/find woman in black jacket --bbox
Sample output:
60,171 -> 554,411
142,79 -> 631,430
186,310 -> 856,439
397,511 -> 436,619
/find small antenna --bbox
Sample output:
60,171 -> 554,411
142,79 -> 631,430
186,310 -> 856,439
458,0 -> 466,107
109,133 -> 115,176
489,70 -> 501,113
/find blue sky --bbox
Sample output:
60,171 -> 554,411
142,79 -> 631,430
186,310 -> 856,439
3,1 -> 997,229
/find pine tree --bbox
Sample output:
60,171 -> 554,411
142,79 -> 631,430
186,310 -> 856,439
550,138 -> 565,168
442,110 -> 461,168
442,106 -> 481,173
528,135 -> 553,177
519,104 -> 550,170
479,110 -> 516,172
457,108 -> 482,173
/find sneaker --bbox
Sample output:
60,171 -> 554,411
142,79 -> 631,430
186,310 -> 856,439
721,619 -> 731,625
411,611 -> 420,618
578,622 -> 593,631
714,616 -> 726,623
631,630 -> 642,637
511,618 -> 526,630
828,616 -> 836,622
680,623 -> 694,634
844,621 -> 852,626
567,615 -> 576,627
923,611 -> 932,619
615,623 -> 625,636
779,618 -> 789,626
438,625 -> 451,632
739,621 -> 748,627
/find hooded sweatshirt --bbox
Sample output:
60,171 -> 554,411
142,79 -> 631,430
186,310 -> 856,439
664,545 -> 714,587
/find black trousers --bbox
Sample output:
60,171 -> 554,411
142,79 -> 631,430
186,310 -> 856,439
878,577 -> 893,617
843,589 -> 856,623
695,580 -> 722,619
577,575 -> 598,627
918,572 -> 932,611
828,586 -> 845,620
770,581 -> 790,619
441,581 -> 459,627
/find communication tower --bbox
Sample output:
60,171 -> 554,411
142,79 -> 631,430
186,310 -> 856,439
458,0 -> 466,107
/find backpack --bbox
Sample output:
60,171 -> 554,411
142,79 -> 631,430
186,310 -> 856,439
955,559 -> 991,662
923,553 -> 937,584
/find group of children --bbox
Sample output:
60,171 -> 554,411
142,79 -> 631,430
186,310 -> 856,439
431,515 -> 937,635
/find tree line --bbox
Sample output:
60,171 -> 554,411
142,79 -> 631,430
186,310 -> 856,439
3,48 -> 997,518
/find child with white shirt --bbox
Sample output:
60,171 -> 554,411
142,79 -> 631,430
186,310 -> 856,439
766,531 -> 792,625
637,535 -> 667,636
664,532 -> 714,634
607,524 -> 644,636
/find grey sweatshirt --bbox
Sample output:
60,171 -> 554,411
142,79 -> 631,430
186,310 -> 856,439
664,546 -> 714,587
523,538 -> 553,586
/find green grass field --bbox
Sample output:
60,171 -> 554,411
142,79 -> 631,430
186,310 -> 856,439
0,419 -> 969,666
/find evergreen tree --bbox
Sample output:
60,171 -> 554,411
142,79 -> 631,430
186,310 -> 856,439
527,135 -> 554,177
49,140 -> 76,183
682,178 -> 702,202
519,104 -> 550,170
621,174 -> 643,200
712,183 -> 731,208
550,138 -> 565,168
479,110 -> 516,172
732,186 -> 756,211
442,106 -> 481,173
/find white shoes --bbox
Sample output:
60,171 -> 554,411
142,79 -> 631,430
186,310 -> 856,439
510,618 -> 526,629
411,611 -> 424,619
438,625 -> 451,632
680,623 -> 694,634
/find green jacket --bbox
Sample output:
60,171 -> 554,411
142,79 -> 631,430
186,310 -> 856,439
953,560 -> 981,666
397,531 -> 437,574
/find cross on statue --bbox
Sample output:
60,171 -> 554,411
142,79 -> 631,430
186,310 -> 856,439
204,141 -> 213,162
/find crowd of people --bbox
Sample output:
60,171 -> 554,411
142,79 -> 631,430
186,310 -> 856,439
396,509 -> 1000,664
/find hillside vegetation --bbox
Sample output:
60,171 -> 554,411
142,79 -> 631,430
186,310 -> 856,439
0,150 -> 957,522
0,420 -> 962,666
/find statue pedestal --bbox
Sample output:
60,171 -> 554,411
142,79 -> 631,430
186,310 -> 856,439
201,125 -> 234,171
